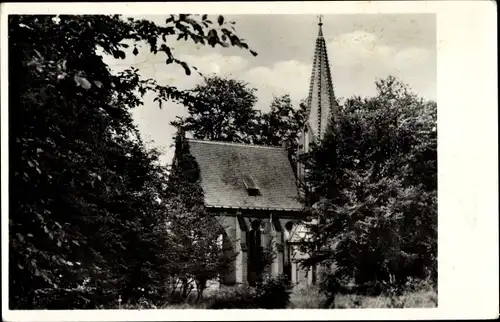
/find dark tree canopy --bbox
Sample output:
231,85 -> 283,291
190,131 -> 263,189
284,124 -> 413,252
9,14 -> 256,309
255,95 -> 307,146
299,76 -> 437,296
172,75 -> 260,143
254,95 -> 307,168
166,131 -> 237,301
172,77 -> 307,170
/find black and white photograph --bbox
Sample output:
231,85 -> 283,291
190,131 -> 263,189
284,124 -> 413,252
1,1 -> 497,320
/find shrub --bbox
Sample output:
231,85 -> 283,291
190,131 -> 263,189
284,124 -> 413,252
32,287 -> 116,309
206,274 -> 292,309
289,285 -> 326,308
206,285 -> 259,309
120,296 -> 157,310
255,274 -> 293,309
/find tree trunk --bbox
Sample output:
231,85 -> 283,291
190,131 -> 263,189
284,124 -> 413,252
181,278 -> 188,299
196,279 -> 206,303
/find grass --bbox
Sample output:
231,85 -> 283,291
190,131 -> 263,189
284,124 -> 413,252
161,302 -> 208,309
113,281 -> 438,309
288,284 -> 438,309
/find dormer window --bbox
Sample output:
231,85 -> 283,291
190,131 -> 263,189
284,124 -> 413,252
242,174 -> 261,196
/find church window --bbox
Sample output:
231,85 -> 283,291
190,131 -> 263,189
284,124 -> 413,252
283,221 -> 294,281
251,220 -> 262,231
284,221 -> 294,242
248,220 -> 263,286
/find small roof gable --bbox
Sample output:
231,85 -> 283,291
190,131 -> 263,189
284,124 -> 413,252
187,139 -> 303,211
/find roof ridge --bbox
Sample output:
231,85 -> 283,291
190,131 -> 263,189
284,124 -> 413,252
187,138 -> 285,150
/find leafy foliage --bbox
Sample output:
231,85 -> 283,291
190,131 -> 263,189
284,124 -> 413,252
254,95 -> 307,167
206,274 -> 292,309
299,76 -> 437,294
172,77 -> 307,168
171,75 -> 260,143
165,131 -> 237,301
255,274 -> 293,309
9,14 -> 256,309
207,285 -> 259,309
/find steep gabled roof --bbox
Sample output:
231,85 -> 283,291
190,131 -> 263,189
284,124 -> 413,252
187,139 -> 303,212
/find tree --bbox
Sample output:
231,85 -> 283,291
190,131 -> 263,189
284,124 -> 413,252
255,95 -> 307,168
172,80 -> 306,166
299,76 -> 437,297
171,75 -> 260,143
165,131 -> 236,302
9,14 -> 256,308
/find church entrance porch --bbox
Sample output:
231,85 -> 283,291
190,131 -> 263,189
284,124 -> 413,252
216,213 -> 315,287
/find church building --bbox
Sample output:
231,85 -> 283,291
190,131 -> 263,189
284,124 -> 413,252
173,18 -> 338,287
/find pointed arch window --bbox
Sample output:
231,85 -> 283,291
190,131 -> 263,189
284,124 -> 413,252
248,220 -> 263,286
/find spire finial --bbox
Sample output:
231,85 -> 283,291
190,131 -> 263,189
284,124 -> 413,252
317,15 -> 324,37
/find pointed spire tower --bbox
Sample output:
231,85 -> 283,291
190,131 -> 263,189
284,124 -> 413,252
297,16 -> 338,186
305,15 -> 337,143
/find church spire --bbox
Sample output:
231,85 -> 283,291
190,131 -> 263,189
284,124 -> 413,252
304,15 -> 337,141
296,17 -> 338,187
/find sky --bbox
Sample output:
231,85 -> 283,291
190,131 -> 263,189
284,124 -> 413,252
104,14 -> 436,165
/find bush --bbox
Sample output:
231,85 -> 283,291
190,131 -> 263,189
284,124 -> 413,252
289,285 -> 326,308
120,296 -> 158,310
32,287 -> 116,309
255,274 -> 292,309
206,274 -> 292,309
206,285 -> 259,309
